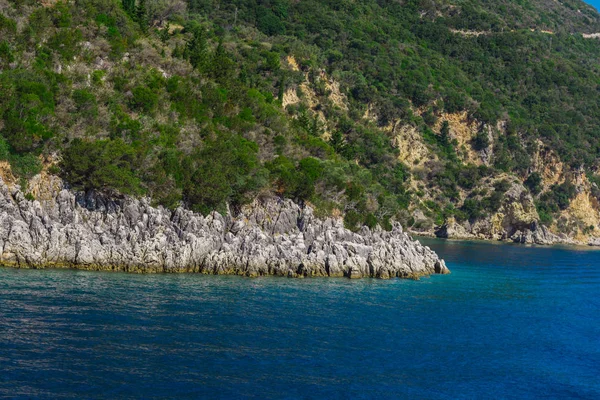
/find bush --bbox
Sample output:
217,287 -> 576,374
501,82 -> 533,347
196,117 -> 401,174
2,76 -> 55,152
493,179 -> 511,193
0,136 -> 42,179
257,7 -> 285,35
524,172 -> 542,195
72,89 -> 98,118
184,133 -> 267,214
344,210 -> 362,231
460,198 -> 485,221
473,131 -> 490,151
267,156 -> 324,201
60,138 -> 142,195
0,41 -> 14,67
130,85 -> 158,112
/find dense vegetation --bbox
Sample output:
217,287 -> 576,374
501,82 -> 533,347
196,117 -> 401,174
1,0 -> 600,231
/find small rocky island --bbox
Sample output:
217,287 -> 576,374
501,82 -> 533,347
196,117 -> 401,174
0,176 -> 449,279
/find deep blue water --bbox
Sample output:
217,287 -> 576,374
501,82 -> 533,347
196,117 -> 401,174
1,240 -> 600,399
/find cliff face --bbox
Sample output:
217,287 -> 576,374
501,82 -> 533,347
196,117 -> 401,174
0,176 -> 448,278
385,108 -> 600,246
432,181 -> 599,246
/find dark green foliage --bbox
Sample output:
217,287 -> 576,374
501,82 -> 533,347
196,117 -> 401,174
0,41 -> 14,67
130,86 -> 158,112
0,137 -> 42,179
460,198 -> 484,221
546,181 -> 577,211
184,133 -> 267,214
267,156 -> 324,202
422,125 -> 457,162
72,89 -> 98,118
493,180 -> 511,194
524,172 -> 543,195
208,41 -> 235,81
186,25 -> 208,70
3,0 -> 600,233
257,6 -> 285,35
46,28 -> 82,60
472,131 -> 490,151
0,14 -> 17,34
122,0 -> 135,16
536,203 -> 554,225
535,181 -> 577,222
264,51 -> 281,71
60,139 -> 142,195
344,210 -> 362,231
1,73 -> 55,153
136,0 -> 149,31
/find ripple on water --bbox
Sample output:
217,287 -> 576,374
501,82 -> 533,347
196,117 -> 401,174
1,239 -> 600,399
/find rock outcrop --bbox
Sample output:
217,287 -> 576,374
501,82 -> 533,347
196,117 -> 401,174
434,182 -> 600,246
0,177 -> 449,278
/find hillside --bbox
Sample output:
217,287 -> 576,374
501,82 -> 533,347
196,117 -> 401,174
2,0 -> 600,244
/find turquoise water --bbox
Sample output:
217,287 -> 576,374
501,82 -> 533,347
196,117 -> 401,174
1,239 -> 599,399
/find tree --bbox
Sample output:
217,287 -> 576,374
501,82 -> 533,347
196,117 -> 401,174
473,130 -> 490,151
208,40 -> 235,81
256,6 -> 285,35
130,85 -> 158,112
186,25 -> 208,71
136,0 -> 149,31
2,77 -> 54,153
184,133 -> 266,214
60,139 -> 142,195
122,0 -> 135,16
440,121 -> 450,144
524,172 -> 542,195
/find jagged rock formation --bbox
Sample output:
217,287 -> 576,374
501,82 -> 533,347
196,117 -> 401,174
0,177 -> 449,278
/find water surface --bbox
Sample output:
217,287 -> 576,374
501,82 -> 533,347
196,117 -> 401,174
1,240 -> 599,399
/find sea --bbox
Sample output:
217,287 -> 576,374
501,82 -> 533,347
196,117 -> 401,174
1,239 -> 599,399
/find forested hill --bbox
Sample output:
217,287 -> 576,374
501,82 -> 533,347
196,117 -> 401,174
2,0 -> 600,242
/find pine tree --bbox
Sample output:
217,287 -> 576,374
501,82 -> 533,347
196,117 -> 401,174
160,23 -> 170,43
440,121 -> 450,144
122,0 -> 135,16
136,0 -> 149,32
209,40 -> 234,81
186,27 -> 208,71
277,74 -> 287,101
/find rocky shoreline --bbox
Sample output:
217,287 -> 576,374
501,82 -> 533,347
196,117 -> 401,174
0,176 -> 449,279
409,183 -> 600,247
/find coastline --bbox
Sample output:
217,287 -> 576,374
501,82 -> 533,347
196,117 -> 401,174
412,234 -> 600,252
0,260 -> 435,279
0,176 -> 449,280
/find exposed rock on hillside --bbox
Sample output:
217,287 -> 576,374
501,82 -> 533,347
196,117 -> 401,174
433,182 -> 599,246
0,176 -> 448,278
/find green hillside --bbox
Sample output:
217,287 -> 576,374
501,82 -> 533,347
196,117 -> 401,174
2,0 -> 600,235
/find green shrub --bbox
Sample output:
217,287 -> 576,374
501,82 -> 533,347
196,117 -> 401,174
10,153 -> 42,178
0,41 -> 14,67
524,172 -> 542,195
91,70 -> 106,86
257,7 -> 285,35
473,131 -> 490,151
0,136 -> 42,179
60,138 -> 142,195
72,89 -> 98,118
344,210 -> 362,231
130,85 -> 158,112
2,76 -> 55,152
184,133 -> 267,214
